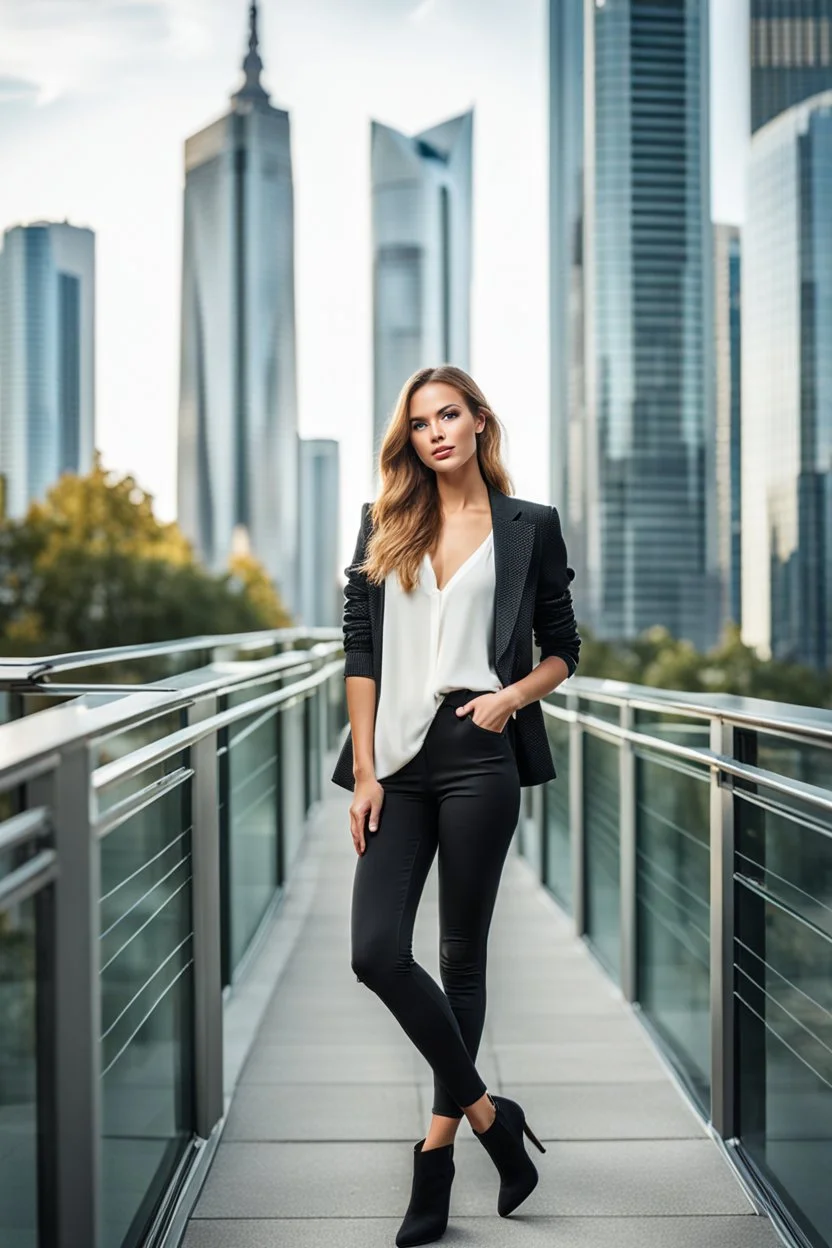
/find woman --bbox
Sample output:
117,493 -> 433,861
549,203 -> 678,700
330,365 -> 580,1246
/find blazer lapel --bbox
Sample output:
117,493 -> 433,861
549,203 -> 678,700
488,480 -> 536,673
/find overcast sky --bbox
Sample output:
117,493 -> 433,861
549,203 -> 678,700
0,0 -> 748,571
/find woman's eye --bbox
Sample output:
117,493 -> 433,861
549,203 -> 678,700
411,411 -> 458,431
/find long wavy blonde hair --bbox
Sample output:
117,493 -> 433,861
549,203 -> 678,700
359,365 -> 514,593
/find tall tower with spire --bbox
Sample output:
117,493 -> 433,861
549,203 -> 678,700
177,1 -> 300,613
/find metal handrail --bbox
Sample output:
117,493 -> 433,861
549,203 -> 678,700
0,848 -> 58,909
0,805 -> 50,855
0,646 -> 341,788
0,626 -> 342,685
91,659 -> 344,797
555,675 -> 832,743
3,624 -> 830,742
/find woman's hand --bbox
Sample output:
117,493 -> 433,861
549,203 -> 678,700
455,690 -> 517,733
349,776 -> 386,855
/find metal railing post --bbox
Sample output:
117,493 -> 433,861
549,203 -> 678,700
30,743 -> 101,1248
567,691 -> 586,936
710,718 -> 736,1139
188,695 -> 224,1138
619,703 -> 637,1002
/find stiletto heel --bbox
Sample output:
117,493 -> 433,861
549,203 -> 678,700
473,1092 -> 543,1217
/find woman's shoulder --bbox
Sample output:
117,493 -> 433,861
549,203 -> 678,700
510,494 -> 558,526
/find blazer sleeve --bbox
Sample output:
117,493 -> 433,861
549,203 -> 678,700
342,502 -> 376,679
532,505 -> 581,677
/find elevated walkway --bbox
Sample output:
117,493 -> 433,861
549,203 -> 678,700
183,789 -> 780,1248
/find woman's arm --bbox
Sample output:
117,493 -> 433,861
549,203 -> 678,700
342,503 -> 375,679
341,503 -> 384,852
531,504 -> 580,675
342,502 -> 376,774
501,504 -> 581,714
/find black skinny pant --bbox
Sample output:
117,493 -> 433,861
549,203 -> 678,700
350,688 -> 522,1119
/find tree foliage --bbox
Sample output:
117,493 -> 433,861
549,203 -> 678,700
0,454 -> 294,656
574,620 -> 832,709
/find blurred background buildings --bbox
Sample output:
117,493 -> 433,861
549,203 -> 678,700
549,0 -> 719,652
0,220 -> 95,519
0,0 -> 830,659
177,1 -> 301,617
370,110 -> 473,477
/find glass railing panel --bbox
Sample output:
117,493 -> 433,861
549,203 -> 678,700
583,732 -> 621,980
226,702 -> 280,973
306,689 -> 322,810
0,872 -> 40,1248
633,707 -> 711,751
735,788 -> 832,1248
94,713 -> 185,778
578,696 -> 620,724
281,699 -> 306,874
636,751 -> 711,1109
543,716 -> 572,913
326,672 -> 346,750
99,779 -> 195,1248
754,733 -> 832,792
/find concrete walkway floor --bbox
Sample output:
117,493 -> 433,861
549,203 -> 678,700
183,787 -> 782,1248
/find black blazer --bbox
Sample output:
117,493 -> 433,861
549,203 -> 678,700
330,479 -> 581,791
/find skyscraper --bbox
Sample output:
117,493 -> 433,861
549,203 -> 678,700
713,223 -> 742,630
548,0 -> 586,599
178,1 -> 299,615
751,1 -> 832,133
371,112 -> 472,464
550,0 -> 719,648
298,438 -> 340,627
743,91 -> 832,668
0,221 -> 95,519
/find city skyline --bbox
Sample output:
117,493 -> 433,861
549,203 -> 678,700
0,0 -> 747,576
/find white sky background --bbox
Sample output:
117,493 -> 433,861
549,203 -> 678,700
0,0 -> 748,574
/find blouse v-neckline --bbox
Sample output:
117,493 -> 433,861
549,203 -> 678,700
423,529 -> 493,595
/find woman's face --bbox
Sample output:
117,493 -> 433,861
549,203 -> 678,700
408,382 -> 485,475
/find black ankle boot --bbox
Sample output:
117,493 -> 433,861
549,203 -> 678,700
473,1092 -> 546,1217
395,1137 -> 455,1247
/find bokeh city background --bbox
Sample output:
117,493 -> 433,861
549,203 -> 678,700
4,0 -> 829,704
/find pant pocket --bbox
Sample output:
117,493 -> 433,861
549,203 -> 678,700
465,714 -> 507,738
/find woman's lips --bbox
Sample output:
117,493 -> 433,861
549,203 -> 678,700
432,446 -> 454,459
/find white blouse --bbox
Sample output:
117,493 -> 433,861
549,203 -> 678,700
373,530 -> 503,781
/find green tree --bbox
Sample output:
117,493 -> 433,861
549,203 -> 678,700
574,619 -> 832,709
0,454 -> 294,657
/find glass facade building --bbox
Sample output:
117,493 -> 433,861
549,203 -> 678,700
371,112 -> 472,464
298,437 -> 340,627
743,91 -> 832,668
177,2 -> 299,614
713,223 -> 742,630
548,0 -> 587,600
0,221 -> 95,520
550,0 -> 719,649
751,0 -> 832,134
